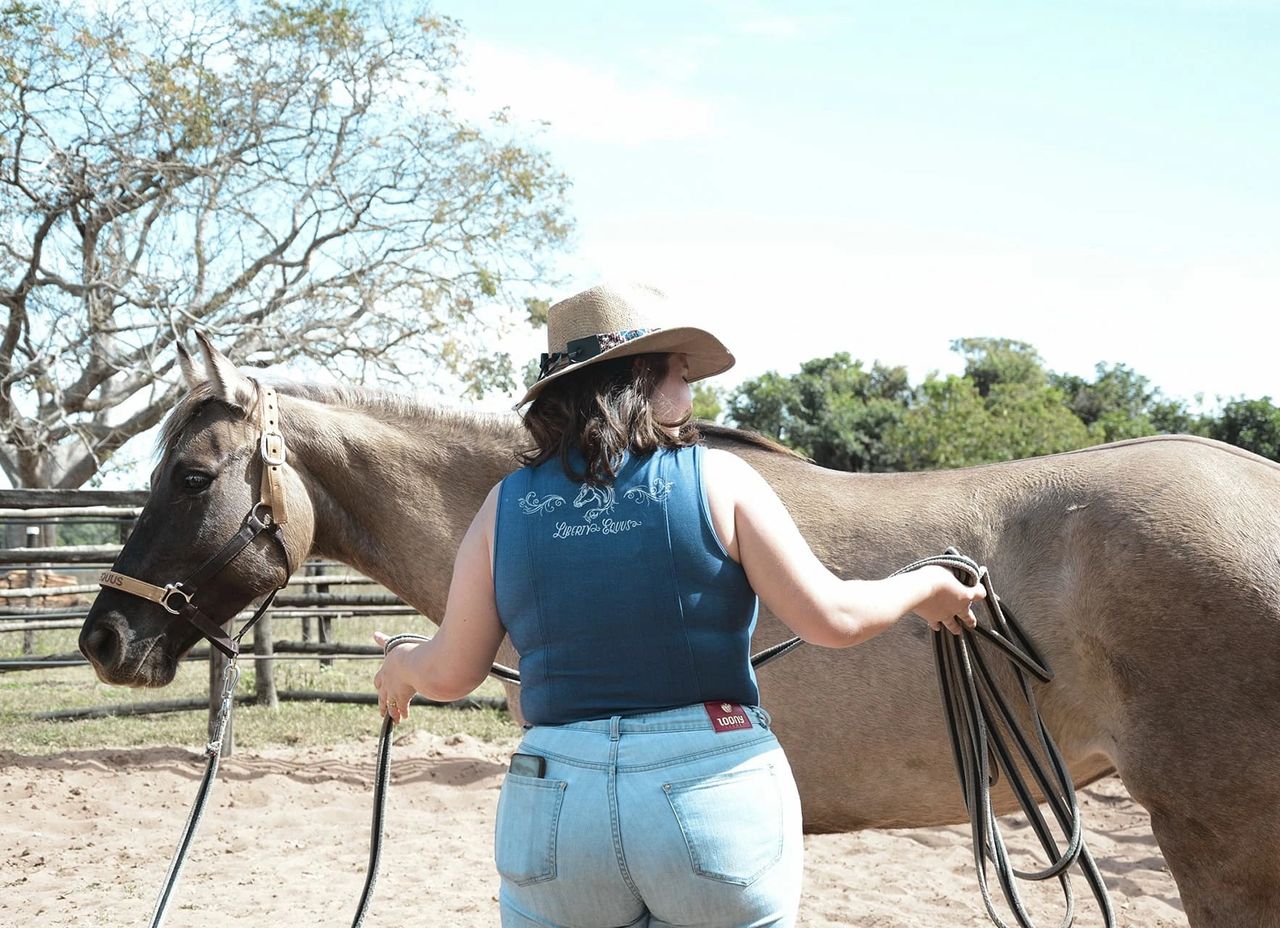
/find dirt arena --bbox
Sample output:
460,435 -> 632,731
1,731 -> 1186,927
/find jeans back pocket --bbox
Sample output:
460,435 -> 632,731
663,763 -> 784,886
494,773 -> 568,886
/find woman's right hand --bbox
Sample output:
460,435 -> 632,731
910,565 -> 986,635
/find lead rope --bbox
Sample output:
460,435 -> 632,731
752,550 -> 1114,928
146,584 -> 286,928
148,657 -> 239,928
349,633 -> 431,928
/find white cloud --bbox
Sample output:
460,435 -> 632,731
455,41 -> 715,146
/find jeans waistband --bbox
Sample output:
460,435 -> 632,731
540,702 -> 772,734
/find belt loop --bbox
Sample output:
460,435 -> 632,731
609,715 -> 621,742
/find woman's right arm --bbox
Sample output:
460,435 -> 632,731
704,448 -> 984,648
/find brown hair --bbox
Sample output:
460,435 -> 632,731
517,353 -> 700,485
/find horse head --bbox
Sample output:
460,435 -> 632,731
78,333 -> 314,687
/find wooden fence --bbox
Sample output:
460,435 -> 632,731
0,489 -> 505,754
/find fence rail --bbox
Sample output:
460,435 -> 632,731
0,488 -> 497,755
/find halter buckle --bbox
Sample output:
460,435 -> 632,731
161,583 -> 193,615
260,431 -> 287,467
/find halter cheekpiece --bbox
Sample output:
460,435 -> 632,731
97,378 -> 293,658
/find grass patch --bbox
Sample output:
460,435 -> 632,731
0,613 -> 518,755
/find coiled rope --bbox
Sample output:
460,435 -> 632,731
752,549 -> 1114,928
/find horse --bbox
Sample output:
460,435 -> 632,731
80,333 -> 1280,927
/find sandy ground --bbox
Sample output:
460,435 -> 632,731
1,732 -> 1186,928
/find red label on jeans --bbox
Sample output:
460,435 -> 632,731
704,702 -> 752,733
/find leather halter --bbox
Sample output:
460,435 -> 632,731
98,380 -> 294,658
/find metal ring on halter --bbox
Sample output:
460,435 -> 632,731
161,583 -> 193,615
250,501 -> 275,525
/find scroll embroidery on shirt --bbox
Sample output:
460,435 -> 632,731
624,478 -> 673,505
518,491 -> 565,515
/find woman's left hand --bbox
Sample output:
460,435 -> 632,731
372,631 -> 421,724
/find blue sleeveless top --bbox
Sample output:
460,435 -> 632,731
494,443 -> 760,725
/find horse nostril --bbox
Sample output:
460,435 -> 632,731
80,617 -> 125,670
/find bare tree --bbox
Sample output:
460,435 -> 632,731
0,0 -> 572,488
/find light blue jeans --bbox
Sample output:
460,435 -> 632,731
494,703 -> 803,928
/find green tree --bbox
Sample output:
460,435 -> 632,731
728,354 -> 911,471
951,338 -> 1046,397
886,374 -> 1091,470
0,0 -> 571,488
1051,362 -> 1203,443
883,374 -> 992,470
727,371 -> 798,444
691,382 -> 723,422
887,339 -> 1091,469
1209,397 -> 1280,460
1149,399 -> 1210,437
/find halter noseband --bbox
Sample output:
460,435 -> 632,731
98,380 -> 295,658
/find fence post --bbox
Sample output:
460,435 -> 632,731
317,562 -> 332,669
208,648 -> 234,756
254,612 -> 277,709
302,561 -> 316,644
22,526 -> 39,655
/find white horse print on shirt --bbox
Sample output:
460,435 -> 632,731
573,484 -> 617,522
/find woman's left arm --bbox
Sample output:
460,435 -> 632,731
373,484 -> 505,722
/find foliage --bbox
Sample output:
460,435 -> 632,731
691,382 -> 723,422
887,374 -> 1090,469
726,338 -> 1276,471
1050,362 -> 1207,443
0,0 -> 571,489
727,354 -> 911,471
1209,397 -> 1280,460
47,517 -> 120,547
951,337 -> 1047,397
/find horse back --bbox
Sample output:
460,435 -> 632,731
703,430 -> 1280,830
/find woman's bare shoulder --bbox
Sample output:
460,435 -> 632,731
703,445 -> 766,485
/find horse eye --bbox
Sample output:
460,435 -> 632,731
181,472 -> 213,492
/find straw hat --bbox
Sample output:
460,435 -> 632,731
514,283 -> 734,408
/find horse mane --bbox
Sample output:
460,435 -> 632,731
155,378 -> 524,462
696,422 -> 809,461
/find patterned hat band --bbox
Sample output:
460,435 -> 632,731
537,327 -> 661,380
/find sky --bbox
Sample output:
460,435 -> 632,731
451,0 -> 1278,410
86,0 -> 1280,487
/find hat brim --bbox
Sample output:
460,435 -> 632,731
513,327 -> 734,408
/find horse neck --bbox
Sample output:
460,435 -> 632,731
281,393 -> 520,622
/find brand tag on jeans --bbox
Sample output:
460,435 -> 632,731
704,702 -> 752,733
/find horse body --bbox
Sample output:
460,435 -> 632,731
79,343 -> 1280,926
734,433 -> 1280,925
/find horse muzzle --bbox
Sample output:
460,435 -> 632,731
79,606 -> 176,688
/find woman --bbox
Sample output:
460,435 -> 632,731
373,282 -> 984,927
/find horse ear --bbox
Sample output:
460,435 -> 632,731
193,329 -> 256,412
175,338 -> 204,390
